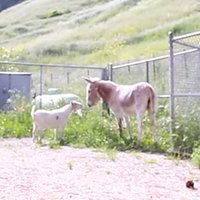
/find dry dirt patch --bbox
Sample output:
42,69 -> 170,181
0,138 -> 200,200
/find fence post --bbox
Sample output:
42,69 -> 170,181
109,63 -> 113,81
101,67 -> 110,115
146,61 -> 150,83
169,32 -> 175,147
67,72 -> 70,84
39,65 -> 43,108
101,67 -> 109,81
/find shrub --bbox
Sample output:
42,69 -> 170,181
63,102 -> 171,152
173,107 -> 200,154
0,107 -> 32,138
0,97 -> 198,156
191,144 -> 200,168
0,46 -> 23,71
0,99 -> 171,153
0,94 -> 32,138
63,107 -> 123,149
38,9 -> 71,19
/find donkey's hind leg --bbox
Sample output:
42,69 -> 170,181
135,108 -> 146,145
148,111 -> 156,143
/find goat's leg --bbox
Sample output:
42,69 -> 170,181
32,124 -> 40,143
60,128 -> 64,140
37,130 -> 43,144
54,128 -> 64,141
32,123 -> 36,142
54,129 -> 58,141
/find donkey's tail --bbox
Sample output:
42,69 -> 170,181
147,85 -> 157,142
147,86 -> 156,114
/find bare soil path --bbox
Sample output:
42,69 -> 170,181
0,138 -> 200,200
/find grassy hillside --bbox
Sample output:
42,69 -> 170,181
0,0 -> 199,65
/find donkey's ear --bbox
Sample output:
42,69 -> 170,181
82,76 -> 93,83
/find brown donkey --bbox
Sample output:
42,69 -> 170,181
84,77 -> 156,144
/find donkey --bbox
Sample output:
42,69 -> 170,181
83,77 -> 156,144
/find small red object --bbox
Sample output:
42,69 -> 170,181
186,180 -> 194,189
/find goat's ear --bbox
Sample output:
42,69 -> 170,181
71,101 -> 75,108
71,101 -> 77,109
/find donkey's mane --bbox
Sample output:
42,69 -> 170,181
97,80 -> 117,103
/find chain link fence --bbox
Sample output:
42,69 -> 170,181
0,61 -> 108,109
1,31 -> 200,142
169,31 -> 200,137
110,55 -> 170,98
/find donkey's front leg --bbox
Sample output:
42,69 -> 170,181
124,116 -> 132,140
117,118 -> 129,144
117,118 -> 123,137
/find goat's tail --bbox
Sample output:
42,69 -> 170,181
31,105 -> 36,119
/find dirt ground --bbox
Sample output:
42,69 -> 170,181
0,138 -> 200,200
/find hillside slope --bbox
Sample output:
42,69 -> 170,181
0,0 -> 199,65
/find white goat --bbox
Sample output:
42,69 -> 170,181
31,101 -> 82,143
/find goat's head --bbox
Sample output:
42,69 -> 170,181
71,101 -> 82,117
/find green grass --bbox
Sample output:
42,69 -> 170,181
38,9 -> 72,19
0,108 -> 32,138
0,0 -> 199,65
172,106 -> 200,154
191,145 -> 200,168
0,97 -> 170,152
0,95 -> 199,159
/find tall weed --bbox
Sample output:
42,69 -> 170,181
0,98 -> 199,156
173,107 -> 200,154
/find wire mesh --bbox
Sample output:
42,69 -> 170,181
0,62 -> 105,107
112,63 -> 147,84
172,32 -> 200,117
173,50 -> 200,94
112,57 -> 170,97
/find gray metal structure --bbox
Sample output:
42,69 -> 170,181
0,71 -> 31,109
